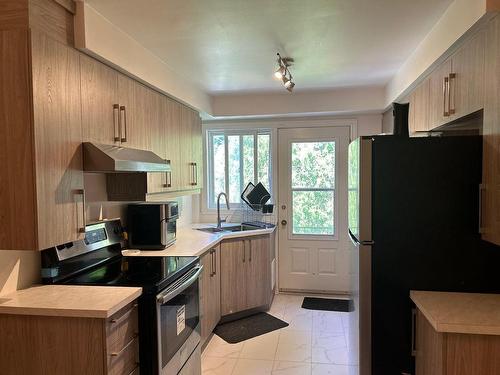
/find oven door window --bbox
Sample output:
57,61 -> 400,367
158,279 -> 199,369
164,219 -> 177,246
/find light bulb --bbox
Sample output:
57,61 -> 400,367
274,66 -> 285,79
285,81 -> 295,92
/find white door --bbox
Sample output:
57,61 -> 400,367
278,126 -> 351,293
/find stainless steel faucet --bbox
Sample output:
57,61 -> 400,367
217,192 -> 230,230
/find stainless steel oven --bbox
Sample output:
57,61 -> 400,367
156,264 -> 203,375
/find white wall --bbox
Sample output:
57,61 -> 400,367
0,251 -> 40,297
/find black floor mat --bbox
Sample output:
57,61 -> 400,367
301,297 -> 353,312
214,312 -> 289,344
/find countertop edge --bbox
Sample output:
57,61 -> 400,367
0,287 -> 143,319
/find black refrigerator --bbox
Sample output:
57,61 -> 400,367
347,134 -> 500,375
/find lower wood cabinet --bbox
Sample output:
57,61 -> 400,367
0,301 -> 139,375
415,309 -> 500,375
220,236 -> 271,316
200,245 -> 221,345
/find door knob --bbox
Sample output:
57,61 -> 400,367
281,220 -> 287,226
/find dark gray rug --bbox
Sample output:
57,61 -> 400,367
302,297 -> 353,312
214,313 -> 289,344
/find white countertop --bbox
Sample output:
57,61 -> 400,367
411,290 -> 500,335
122,223 -> 276,257
0,285 -> 142,318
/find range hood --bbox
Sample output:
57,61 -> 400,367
83,142 -> 170,173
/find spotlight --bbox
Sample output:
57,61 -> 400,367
274,65 -> 286,79
274,52 -> 295,92
285,81 -> 295,92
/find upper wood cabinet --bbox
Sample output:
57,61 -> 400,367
427,30 -> 486,130
409,78 -> 431,133
0,29 -> 84,250
178,106 -> 203,191
220,236 -> 271,316
482,15 -> 500,246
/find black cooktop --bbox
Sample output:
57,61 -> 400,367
64,255 -> 198,294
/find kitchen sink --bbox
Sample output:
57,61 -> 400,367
196,223 -> 265,234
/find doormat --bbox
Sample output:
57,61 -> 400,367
301,297 -> 353,312
214,312 -> 289,344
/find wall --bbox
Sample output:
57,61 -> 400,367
382,108 -> 393,134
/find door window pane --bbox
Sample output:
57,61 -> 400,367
212,134 -> 226,200
228,135 -> 241,204
292,141 -> 335,189
292,191 -> 334,235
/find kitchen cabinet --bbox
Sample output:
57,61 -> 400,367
0,29 -> 85,250
220,235 -> 271,316
482,15 -> 500,246
409,78 -> 431,133
0,300 -> 140,375
415,309 -> 500,375
427,30 -> 485,130
179,105 -> 203,191
200,246 -> 221,345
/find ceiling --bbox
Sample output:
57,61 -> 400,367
87,0 -> 453,94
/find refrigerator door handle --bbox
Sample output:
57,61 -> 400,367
348,229 -> 374,246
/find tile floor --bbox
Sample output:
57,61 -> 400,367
201,294 -> 359,375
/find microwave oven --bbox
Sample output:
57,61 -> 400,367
127,202 -> 178,250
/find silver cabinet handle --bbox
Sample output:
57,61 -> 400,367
110,335 -> 137,357
214,249 -> 217,275
443,76 -> 450,117
243,240 -> 246,263
120,105 -> 127,142
189,162 -> 197,186
449,73 -> 456,115
163,160 -> 172,188
194,162 -> 198,186
411,308 -> 417,356
249,240 -> 252,262
113,104 -> 120,142
76,189 -> 86,233
211,249 -> 215,277
479,184 -> 486,233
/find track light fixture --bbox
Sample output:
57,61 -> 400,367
274,53 -> 295,92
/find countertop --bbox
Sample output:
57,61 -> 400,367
0,285 -> 142,318
410,290 -> 500,335
122,223 -> 276,257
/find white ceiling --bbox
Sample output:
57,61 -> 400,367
86,0 -> 453,94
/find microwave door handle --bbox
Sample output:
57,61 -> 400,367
348,229 -> 374,246
157,265 -> 203,304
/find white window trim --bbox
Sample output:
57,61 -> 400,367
201,117 -> 358,216
204,128 -> 273,212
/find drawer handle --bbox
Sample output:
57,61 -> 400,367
110,304 -> 137,324
110,335 -> 137,357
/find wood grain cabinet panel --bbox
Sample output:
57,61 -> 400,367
408,78 -> 431,133
0,300 -> 139,375
200,246 -> 221,345
482,16 -> 500,246
428,59 -> 453,129
415,309 -> 500,375
0,29 -> 84,250
220,235 -> 272,317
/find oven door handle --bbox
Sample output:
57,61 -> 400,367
156,265 -> 203,304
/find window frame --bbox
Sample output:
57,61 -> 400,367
206,128 -> 273,210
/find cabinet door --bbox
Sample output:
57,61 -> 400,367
147,91 -> 168,194
482,16 -> 500,246
211,245 -> 221,325
118,75 -> 147,150
165,98 -> 182,191
245,236 -> 271,310
200,250 -> 212,344
409,78 -> 430,133
190,109 -> 203,189
179,105 -> 194,190
220,239 -> 247,316
429,59 -> 452,128
80,54 -> 120,144
31,31 -> 84,249
415,310 -> 444,375
449,30 -> 486,120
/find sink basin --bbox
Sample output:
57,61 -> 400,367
196,223 -> 264,234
